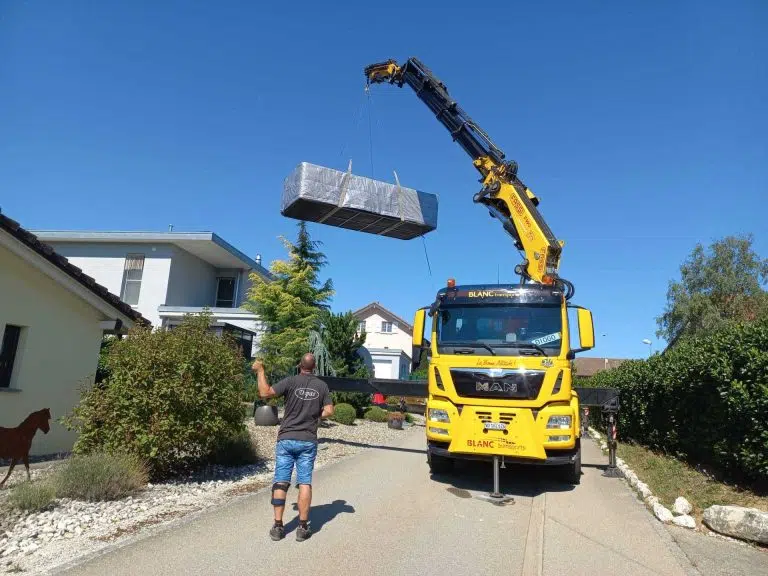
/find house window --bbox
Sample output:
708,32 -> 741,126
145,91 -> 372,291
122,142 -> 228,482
357,321 -> 366,333
120,254 -> 145,306
0,325 -> 22,389
216,277 -> 236,308
381,321 -> 393,333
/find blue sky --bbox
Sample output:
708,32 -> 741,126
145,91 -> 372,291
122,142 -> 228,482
2,1 -> 766,359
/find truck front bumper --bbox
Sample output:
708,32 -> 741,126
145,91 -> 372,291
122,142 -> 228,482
428,440 -> 580,466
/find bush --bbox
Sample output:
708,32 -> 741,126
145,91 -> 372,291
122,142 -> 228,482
331,403 -> 356,425
364,406 -> 388,423
404,413 -> 414,424
55,452 -> 148,501
63,312 -> 247,480
590,317 -> 768,487
8,480 -> 57,512
208,428 -> 259,467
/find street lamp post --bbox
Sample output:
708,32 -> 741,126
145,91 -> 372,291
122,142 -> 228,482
642,339 -> 652,357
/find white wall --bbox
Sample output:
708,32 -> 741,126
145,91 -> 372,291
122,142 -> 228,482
358,312 -> 413,359
45,242 -> 173,327
166,247 -> 216,308
0,243 -> 109,455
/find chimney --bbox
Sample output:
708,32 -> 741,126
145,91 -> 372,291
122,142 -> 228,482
255,253 -> 262,266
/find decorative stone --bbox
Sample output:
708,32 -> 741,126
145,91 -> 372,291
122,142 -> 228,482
673,497 -> 693,516
703,505 -> 768,545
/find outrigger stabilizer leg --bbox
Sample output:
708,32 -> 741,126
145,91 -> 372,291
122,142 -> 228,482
478,456 -> 515,505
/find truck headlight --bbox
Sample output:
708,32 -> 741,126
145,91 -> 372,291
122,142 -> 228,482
428,409 -> 450,423
546,415 -> 571,429
429,427 -> 449,436
548,435 -> 571,442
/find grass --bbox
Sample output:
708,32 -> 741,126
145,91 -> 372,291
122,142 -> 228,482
54,452 -> 148,501
616,441 -> 768,521
7,480 -> 57,512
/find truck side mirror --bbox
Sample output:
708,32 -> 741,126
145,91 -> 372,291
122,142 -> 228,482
412,308 -> 426,348
411,308 -> 427,374
577,308 -> 595,350
567,305 -> 595,358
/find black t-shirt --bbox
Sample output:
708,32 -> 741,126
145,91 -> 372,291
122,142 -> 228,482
272,373 -> 332,443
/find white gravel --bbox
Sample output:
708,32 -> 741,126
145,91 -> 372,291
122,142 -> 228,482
0,415 -> 424,574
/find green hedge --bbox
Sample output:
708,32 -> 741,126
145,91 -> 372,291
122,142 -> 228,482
589,318 -> 768,487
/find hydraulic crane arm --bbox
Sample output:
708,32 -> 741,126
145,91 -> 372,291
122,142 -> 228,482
364,57 -> 572,297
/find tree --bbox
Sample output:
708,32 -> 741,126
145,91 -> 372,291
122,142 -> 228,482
244,222 -> 334,378
656,234 -> 768,344
295,221 -> 334,309
319,310 -> 371,415
321,310 -> 369,378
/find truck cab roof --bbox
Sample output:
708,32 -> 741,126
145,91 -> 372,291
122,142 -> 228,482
435,283 -> 564,306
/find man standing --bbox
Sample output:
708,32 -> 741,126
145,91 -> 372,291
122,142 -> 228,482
252,353 -> 334,542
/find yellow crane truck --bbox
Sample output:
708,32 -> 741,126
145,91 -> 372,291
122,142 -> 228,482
364,58 -> 595,495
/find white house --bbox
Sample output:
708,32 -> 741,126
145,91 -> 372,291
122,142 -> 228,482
353,302 -> 413,380
33,230 -> 272,359
1,213 -> 148,456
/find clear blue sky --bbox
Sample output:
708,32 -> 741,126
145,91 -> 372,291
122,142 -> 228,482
2,1 -> 766,359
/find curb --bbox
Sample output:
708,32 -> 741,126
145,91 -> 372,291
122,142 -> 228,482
586,427 -> 698,531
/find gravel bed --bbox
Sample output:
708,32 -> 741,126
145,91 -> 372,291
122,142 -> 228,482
0,415 -> 424,574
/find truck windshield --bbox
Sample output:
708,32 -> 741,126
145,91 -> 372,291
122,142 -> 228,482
436,304 -> 563,356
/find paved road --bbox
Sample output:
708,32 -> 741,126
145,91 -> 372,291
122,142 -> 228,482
56,428 -> 764,576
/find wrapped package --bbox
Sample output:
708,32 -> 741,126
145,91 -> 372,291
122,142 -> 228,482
281,162 -> 438,240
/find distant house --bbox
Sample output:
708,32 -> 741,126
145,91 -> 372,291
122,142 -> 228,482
1,213 -> 148,456
33,230 -> 273,359
573,357 -> 627,379
353,302 -> 413,380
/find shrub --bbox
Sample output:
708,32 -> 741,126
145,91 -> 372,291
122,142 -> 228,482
331,403 -> 356,425
331,392 -> 370,417
8,481 -> 57,512
54,452 -> 148,501
63,311 -> 247,480
589,317 -> 768,487
364,406 -> 388,423
404,413 -> 414,424
208,428 -> 259,467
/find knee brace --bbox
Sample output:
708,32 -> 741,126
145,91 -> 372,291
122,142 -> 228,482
271,482 -> 290,506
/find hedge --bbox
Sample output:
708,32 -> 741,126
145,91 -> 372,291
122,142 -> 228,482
589,318 -> 768,487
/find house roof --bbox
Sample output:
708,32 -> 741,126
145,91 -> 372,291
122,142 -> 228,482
573,357 -> 628,377
1,213 -> 150,327
353,302 -> 413,336
31,230 -> 273,281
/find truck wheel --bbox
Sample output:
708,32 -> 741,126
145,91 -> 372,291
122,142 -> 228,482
564,439 -> 581,485
428,451 -> 453,475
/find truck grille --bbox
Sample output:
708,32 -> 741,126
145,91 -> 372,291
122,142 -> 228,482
450,368 -> 545,400
476,411 -> 517,423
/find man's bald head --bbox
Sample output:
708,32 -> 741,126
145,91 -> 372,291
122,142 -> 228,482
299,353 -> 316,373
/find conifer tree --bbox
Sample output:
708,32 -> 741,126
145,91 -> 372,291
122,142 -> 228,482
244,222 -> 334,378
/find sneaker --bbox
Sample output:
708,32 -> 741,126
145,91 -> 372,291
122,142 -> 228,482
269,524 -> 285,541
296,524 -> 312,542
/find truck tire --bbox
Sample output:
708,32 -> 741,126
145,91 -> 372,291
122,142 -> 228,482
564,439 -> 581,485
428,450 -> 453,475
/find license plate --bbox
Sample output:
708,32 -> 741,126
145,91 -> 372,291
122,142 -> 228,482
483,422 -> 507,431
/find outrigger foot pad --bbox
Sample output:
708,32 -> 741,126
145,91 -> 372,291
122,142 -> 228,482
478,493 -> 515,506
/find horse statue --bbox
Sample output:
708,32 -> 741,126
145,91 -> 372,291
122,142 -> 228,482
0,408 -> 51,487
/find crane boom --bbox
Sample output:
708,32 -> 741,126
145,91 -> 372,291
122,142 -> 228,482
364,57 -> 572,297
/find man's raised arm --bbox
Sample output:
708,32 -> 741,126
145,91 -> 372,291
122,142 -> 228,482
251,360 -> 277,399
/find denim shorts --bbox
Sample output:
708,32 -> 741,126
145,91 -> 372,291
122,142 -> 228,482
274,439 -> 318,486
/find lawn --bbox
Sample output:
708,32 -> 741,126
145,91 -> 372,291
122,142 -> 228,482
617,441 -> 768,522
